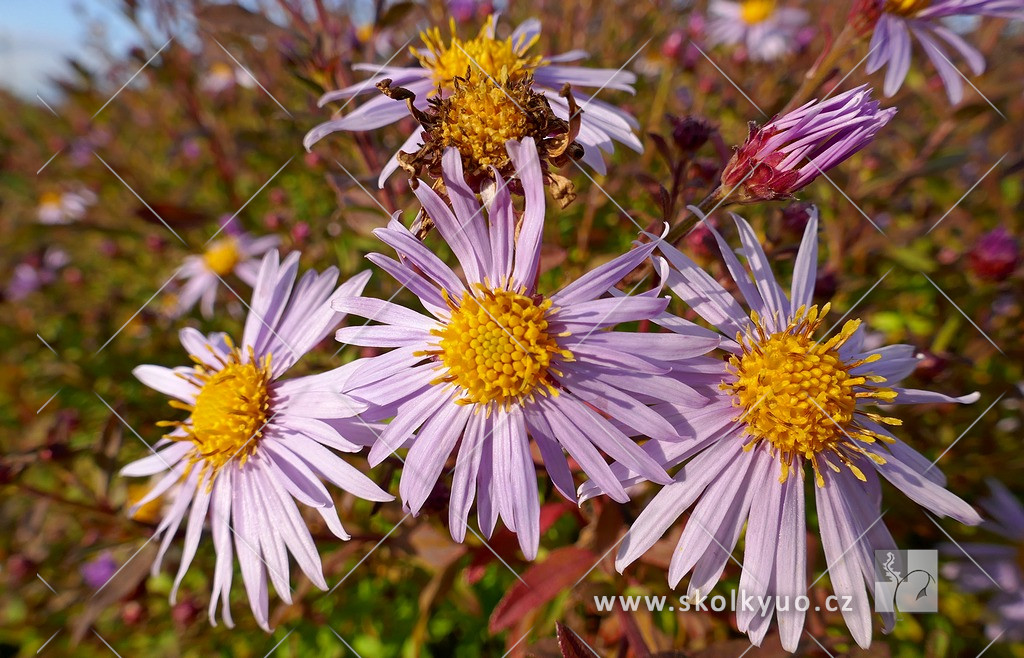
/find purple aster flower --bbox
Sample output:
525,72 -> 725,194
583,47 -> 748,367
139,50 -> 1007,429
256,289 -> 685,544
121,250 -> 392,630
304,15 -> 642,182
80,551 -> 118,590
942,479 -> 1024,642
172,230 -> 280,318
720,85 -> 896,202
331,141 -> 720,559
706,0 -> 809,61
199,61 -> 256,95
589,207 -> 981,650
5,248 -> 70,301
37,188 -> 97,225
854,0 -> 1024,103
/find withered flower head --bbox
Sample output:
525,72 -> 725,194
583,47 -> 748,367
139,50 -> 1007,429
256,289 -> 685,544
377,69 -> 583,209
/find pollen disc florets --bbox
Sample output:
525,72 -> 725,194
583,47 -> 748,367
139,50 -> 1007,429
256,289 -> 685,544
884,0 -> 932,16
424,285 -> 573,407
412,16 -> 543,87
203,237 -> 241,276
438,72 -> 533,169
725,304 -> 901,486
159,339 -> 272,474
376,72 -> 582,214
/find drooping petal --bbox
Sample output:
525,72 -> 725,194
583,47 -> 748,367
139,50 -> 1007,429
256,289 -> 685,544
669,447 -> 756,589
259,457 -> 328,589
775,469 -> 807,651
507,138 -> 545,291
816,473 -> 873,649
400,400 -> 470,514
616,440 -> 743,571
170,470 -> 213,603
232,468 -> 271,631
449,412 -> 487,543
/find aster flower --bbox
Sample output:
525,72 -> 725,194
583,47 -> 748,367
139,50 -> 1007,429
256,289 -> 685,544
172,227 -> 279,318
37,187 -> 97,224
706,0 -> 809,61
720,85 -> 895,202
331,141 -> 719,559
303,15 -> 642,182
121,250 -> 392,630
595,207 -> 980,650
199,60 -> 256,95
853,0 -> 1024,103
942,479 -> 1024,642
5,248 -> 70,301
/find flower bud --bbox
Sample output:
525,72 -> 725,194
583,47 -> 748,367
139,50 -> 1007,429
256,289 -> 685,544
969,227 -> 1019,282
719,85 -> 894,202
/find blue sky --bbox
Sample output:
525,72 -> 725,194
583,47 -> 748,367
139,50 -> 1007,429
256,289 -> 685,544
0,0 -> 140,101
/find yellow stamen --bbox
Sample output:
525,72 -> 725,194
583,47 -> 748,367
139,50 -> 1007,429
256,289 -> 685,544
884,0 -> 931,16
161,342 -> 272,476
203,237 -> 241,276
724,304 -> 900,486
411,15 -> 543,88
740,0 -> 777,24
426,285 -> 572,407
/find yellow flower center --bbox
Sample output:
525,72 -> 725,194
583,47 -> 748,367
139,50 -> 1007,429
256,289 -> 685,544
439,73 -> 532,169
425,286 -> 573,407
355,23 -> 375,44
159,341 -> 272,474
411,16 -> 543,88
40,191 -> 64,207
884,0 -> 931,16
740,0 -> 777,24
726,304 -> 901,486
209,61 -> 234,78
203,238 -> 241,276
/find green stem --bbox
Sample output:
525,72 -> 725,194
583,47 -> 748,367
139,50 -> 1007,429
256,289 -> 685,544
663,189 -> 724,245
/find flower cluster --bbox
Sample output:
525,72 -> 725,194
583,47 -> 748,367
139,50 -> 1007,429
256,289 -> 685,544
109,9 -> 1021,654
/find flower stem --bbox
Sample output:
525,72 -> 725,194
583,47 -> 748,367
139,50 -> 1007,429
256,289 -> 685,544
781,24 -> 857,115
663,189 -> 723,245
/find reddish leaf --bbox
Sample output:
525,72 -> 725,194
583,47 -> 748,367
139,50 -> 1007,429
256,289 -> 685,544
555,622 -> 600,658
134,203 -> 209,229
615,606 -> 652,657
465,502 -> 579,584
489,547 -> 597,632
